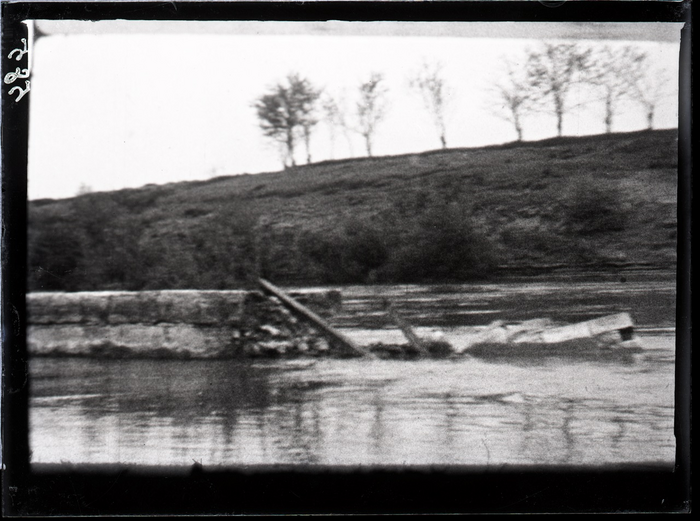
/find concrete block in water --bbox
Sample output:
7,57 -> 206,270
26,293 -> 54,325
26,289 -> 325,359
107,293 -> 153,324
106,324 -> 167,349
27,290 -> 247,326
28,324 -> 242,358
536,313 -> 634,344
79,293 -> 114,325
152,291 -> 244,325
190,291 -> 245,325
540,322 -> 592,344
27,325 -> 88,354
587,313 -> 634,335
27,292 -> 87,324
161,324 -> 233,357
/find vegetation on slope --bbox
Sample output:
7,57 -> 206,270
28,129 -> 678,291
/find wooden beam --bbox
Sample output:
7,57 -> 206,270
257,278 -> 377,359
384,301 -> 430,357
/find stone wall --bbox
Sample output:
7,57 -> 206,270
27,290 -> 337,359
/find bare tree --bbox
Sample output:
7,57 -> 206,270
322,93 -> 355,158
491,57 -> 537,142
525,42 -> 593,137
409,61 -> 450,148
356,72 -> 389,157
627,59 -> 671,130
587,45 -> 647,133
253,73 -> 321,168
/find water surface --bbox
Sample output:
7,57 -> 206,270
30,277 -> 677,468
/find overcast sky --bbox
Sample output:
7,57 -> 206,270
27,21 -> 682,200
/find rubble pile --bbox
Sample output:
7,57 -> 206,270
239,292 -> 335,358
366,339 -> 455,359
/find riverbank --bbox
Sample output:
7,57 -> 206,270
28,129 -> 677,291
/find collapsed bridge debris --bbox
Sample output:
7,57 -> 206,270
27,289 -> 347,359
26,286 -> 643,361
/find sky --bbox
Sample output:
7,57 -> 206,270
26,21 -> 683,200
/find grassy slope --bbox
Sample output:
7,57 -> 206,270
30,129 -> 678,288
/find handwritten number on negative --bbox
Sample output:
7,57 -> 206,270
6,38 -> 30,102
8,38 -> 29,61
9,80 -> 30,102
4,67 -> 30,84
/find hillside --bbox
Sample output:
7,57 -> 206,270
28,129 -> 678,291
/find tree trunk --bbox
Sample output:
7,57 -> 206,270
514,113 -> 523,142
604,92 -> 613,133
556,113 -> 563,137
303,126 -> 312,164
437,118 -> 447,149
555,95 -> 564,137
286,130 -> 296,168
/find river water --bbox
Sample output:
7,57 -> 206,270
29,274 -> 677,468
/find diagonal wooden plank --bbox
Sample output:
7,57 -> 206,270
384,300 -> 430,357
257,278 -> 377,359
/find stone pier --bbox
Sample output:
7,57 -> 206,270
26,290 -> 338,359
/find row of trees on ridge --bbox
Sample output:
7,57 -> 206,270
253,42 -> 671,168
493,42 -> 670,141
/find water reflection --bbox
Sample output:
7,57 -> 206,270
31,343 -> 675,467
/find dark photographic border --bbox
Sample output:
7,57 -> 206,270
2,1 -> 692,515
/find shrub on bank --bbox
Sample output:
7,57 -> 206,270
28,195 -> 261,292
299,218 -> 390,283
299,200 -> 497,284
379,201 -> 497,282
563,179 -> 629,236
